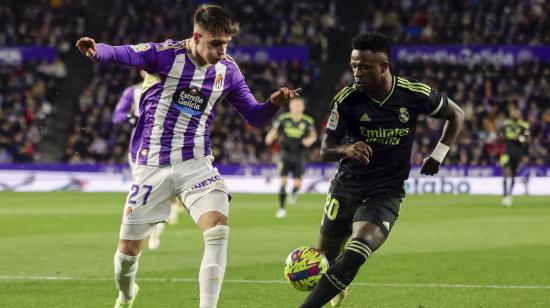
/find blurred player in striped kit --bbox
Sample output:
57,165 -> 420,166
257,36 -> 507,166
77,4 -> 301,307
112,70 -> 183,251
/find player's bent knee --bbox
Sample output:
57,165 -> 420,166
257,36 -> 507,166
117,239 -> 145,256
187,190 -> 229,222
351,221 -> 386,251
118,223 -> 157,255
198,210 -> 228,230
203,224 -> 230,243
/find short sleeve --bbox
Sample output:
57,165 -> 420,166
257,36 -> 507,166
325,100 -> 347,140
423,89 -> 448,118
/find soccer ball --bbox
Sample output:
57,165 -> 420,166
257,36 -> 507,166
284,247 -> 329,291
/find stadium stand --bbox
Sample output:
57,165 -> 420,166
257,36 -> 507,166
1,0 -> 549,166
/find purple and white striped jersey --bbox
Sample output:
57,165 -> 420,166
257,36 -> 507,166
112,83 -> 142,124
93,39 -> 280,166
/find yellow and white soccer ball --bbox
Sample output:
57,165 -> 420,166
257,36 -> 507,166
284,247 -> 329,291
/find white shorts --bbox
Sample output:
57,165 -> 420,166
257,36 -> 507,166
119,191 -> 229,240
120,156 -> 230,226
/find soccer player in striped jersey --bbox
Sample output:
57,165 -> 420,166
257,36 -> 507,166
112,70 -> 182,251
300,32 -> 464,307
77,5 -> 301,308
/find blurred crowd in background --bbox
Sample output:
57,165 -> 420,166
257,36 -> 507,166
1,0 -> 549,166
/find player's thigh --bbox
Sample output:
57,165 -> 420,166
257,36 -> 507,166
352,197 -> 402,250
122,164 -> 173,224
185,190 -> 230,230
118,223 -> 159,255
291,159 -> 305,179
320,193 -> 358,242
508,154 -> 521,175
279,159 -> 291,176
174,156 -> 230,217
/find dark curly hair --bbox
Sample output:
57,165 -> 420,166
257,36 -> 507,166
351,32 -> 392,62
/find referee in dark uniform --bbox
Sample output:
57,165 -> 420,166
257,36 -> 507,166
266,97 -> 317,218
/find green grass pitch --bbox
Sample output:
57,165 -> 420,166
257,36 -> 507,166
1,192 -> 549,307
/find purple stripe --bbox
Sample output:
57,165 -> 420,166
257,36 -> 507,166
203,80 -> 232,156
182,65 -> 217,160
131,81 -> 166,164
203,110 -> 216,156
158,57 -> 196,165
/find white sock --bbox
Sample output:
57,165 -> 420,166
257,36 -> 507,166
114,250 -> 140,302
199,225 -> 229,308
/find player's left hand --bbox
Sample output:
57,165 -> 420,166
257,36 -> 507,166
270,87 -> 302,106
420,157 -> 440,176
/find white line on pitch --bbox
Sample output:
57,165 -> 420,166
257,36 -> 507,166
1,276 -> 549,290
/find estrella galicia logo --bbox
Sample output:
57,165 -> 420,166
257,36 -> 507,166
172,86 -> 207,116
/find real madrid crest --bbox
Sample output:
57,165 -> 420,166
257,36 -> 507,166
399,107 -> 409,123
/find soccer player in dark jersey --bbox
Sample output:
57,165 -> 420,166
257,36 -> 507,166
500,107 -> 530,207
265,97 -> 317,218
300,32 -> 464,308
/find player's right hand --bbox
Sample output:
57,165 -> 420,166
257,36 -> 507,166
76,37 -> 97,58
343,141 -> 372,165
270,87 -> 302,106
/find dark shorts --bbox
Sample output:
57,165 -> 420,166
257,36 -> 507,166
500,151 -> 522,174
320,193 -> 402,239
279,156 -> 305,177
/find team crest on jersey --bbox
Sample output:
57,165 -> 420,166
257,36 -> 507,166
399,107 -> 410,123
327,105 -> 339,130
173,86 -> 207,116
214,73 -> 224,89
130,43 -> 151,53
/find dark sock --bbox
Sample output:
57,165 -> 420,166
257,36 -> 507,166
279,187 -> 286,208
301,238 -> 371,308
503,177 -> 508,196
510,176 -> 515,195
292,187 -> 299,195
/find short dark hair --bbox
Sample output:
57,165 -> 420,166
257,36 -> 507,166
351,32 -> 392,61
194,4 -> 239,35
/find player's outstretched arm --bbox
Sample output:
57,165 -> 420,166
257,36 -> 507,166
75,37 -> 157,71
227,79 -> 302,127
421,98 -> 464,175
320,134 -> 372,164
